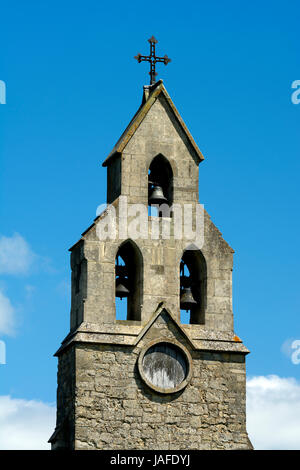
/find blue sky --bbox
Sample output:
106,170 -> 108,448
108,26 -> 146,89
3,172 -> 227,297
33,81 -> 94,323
0,0 -> 300,449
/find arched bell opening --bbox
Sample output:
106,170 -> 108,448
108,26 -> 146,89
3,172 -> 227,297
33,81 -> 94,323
115,240 -> 143,321
148,154 -> 173,218
180,249 -> 207,325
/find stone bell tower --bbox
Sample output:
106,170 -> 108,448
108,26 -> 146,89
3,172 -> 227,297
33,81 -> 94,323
49,45 -> 252,449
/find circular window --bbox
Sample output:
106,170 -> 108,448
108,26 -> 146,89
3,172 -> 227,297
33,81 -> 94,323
138,339 -> 192,394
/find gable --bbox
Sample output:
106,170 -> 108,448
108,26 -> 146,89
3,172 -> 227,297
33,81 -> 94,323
102,81 -> 204,167
134,304 -> 196,351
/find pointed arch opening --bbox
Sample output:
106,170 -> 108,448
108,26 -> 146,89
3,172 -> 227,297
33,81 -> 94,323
179,248 -> 207,325
148,154 -> 173,217
115,240 -> 143,321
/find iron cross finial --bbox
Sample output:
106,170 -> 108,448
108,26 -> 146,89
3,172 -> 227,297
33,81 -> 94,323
134,36 -> 171,85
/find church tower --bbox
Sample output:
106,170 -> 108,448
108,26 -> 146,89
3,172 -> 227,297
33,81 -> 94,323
49,38 -> 252,450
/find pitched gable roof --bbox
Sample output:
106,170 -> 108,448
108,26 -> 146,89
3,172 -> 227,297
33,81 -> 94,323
102,80 -> 205,167
133,302 -> 197,350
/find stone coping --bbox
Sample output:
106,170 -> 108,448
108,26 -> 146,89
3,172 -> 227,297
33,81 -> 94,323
54,329 -> 249,356
69,321 -> 243,342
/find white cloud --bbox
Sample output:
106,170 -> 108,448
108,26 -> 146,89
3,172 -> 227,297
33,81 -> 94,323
0,290 -> 16,336
0,233 -> 36,275
0,396 -> 56,450
247,375 -> 300,449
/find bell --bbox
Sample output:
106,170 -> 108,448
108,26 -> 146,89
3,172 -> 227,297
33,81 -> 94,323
180,286 -> 197,312
116,277 -> 130,299
148,185 -> 168,206
115,255 -> 130,299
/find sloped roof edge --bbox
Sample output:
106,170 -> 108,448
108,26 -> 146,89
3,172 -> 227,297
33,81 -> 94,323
102,80 -> 204,167
133,302 -> 197,350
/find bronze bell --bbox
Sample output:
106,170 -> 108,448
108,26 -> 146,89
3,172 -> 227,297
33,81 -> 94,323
116,277 -> 130,299
180,286 -> 197,312
148,184 -> 168,206
115,257 -> 130,299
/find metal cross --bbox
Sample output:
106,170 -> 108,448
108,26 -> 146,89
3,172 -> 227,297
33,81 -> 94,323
134,36 -> 171,85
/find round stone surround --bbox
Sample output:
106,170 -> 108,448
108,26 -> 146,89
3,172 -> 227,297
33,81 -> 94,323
138,338 -> 192,394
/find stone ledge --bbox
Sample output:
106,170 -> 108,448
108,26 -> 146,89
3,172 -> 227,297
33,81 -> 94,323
54,330 -> 249,356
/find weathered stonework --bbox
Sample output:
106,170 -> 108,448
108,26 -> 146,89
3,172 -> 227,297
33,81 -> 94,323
50,80 -> 252,450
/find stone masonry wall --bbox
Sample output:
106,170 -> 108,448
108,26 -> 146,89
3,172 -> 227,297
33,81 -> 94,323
52,83 -> 252,451
69,208 -> 235,332
73,313 -> 251,450
120,94 -> 199,206
68,86 -> 235,332
53,346 -> 76,449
